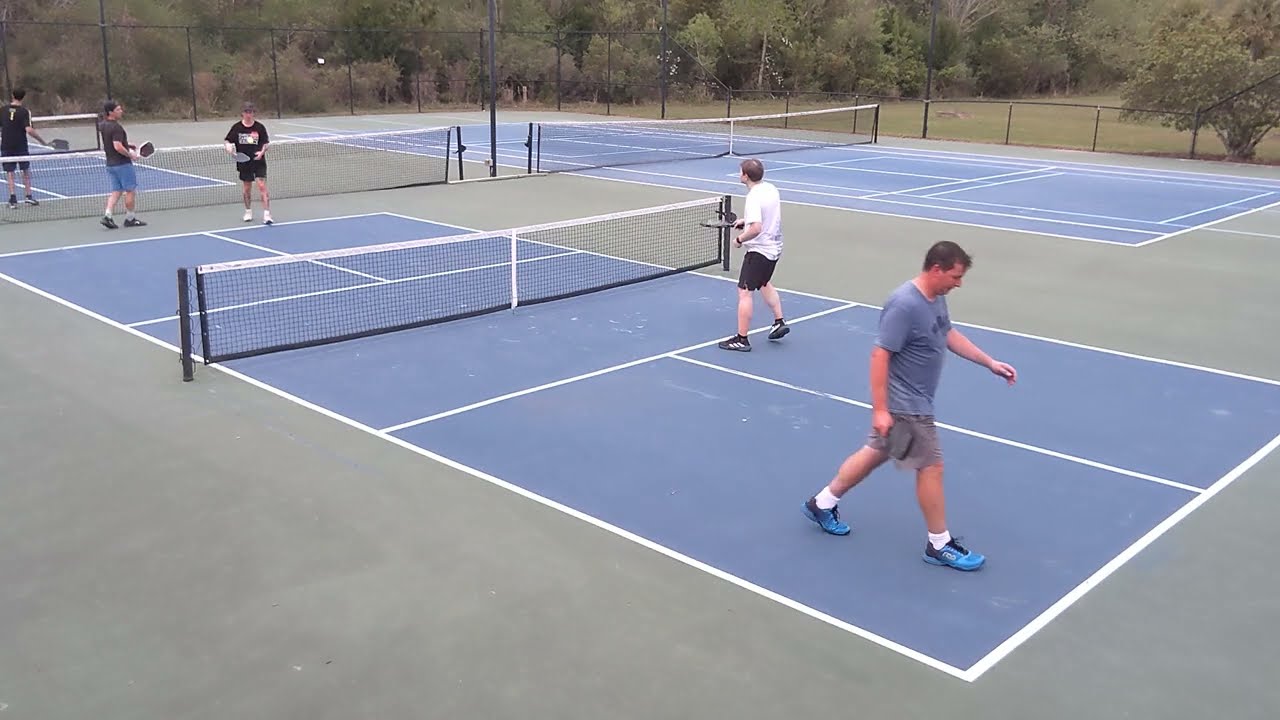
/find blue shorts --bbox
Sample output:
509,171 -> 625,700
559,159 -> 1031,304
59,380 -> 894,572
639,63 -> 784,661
106,163 -> 137,192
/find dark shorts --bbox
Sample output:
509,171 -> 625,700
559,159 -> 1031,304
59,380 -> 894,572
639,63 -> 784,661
866,414 -> 944,470
237,159 -> 267,182
2,146 -> 29,173
738,250 -> 778,291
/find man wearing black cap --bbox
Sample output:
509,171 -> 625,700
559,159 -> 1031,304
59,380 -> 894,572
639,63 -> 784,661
224,101 -> 272,225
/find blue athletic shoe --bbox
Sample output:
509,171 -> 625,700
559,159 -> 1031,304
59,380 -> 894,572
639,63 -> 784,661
923,538 -> 985,571
803,497 -> 850,535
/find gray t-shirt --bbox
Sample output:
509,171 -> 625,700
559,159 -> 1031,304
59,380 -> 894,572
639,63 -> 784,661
875,280 -> 952,416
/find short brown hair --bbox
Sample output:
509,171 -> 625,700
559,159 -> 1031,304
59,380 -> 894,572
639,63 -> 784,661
922,241 -> 972,271
740,158 -> 764,182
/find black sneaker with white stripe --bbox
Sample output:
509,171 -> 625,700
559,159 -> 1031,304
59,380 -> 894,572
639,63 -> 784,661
768,319 -> 789,340
717,334 -> 751,352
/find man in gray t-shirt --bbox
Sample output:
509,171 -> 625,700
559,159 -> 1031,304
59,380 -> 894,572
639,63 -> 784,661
801,241 -> 1017,572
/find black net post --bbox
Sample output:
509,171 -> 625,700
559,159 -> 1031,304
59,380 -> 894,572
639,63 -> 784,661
177,267 -> 195,381
721,194 -> 732,271
455,125 -> 466,180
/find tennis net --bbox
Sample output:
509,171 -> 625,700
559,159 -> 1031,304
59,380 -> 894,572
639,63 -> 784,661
530,104 -> 880,173
29,113 -> 104,153
2,125 -> 462,224
177,195 -> 732,378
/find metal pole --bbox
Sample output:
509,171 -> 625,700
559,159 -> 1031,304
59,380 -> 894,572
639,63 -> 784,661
99,0 -> 113,100
1,22 -> 12,99
660,0 -> 669,119
488,0 -> 498,177
921,0 -> 938,139
186,27 -> 198,121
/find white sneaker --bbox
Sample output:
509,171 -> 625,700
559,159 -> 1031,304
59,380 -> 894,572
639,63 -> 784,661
243,209 -> 252,222
263,211 -> 273,226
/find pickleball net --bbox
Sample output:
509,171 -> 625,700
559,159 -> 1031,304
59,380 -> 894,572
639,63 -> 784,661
529,103 -> 880,173
177,194 -> 732,379
2,125 -> 462,224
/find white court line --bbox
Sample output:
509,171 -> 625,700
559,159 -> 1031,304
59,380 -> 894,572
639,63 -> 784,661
127,249 -> 582,328
0,212 -> 396,259
551,168 -> 1152,246
963,429 -> 1280,681
921,171 -> 1064,198
1135,197 -> 1280,247
378,303 -> 861,433
1197,226 -> 1280,239
203,232 -> 388,283
380,208 -> 1280,387
6,261 -> 1279,684
860,168 -> 1055,200
0,274 -> 978,684
6,210 -> 1280,682
670,355 -> 1201,494
1158,191 -> 1276,224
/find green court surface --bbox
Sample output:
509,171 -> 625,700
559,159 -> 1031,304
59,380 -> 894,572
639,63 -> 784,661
1,109 -> 1278,720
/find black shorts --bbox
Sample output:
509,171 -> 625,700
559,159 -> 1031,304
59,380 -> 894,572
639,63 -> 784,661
236,159 -> 267,182
738,250 -> 778,291
2,148 -> 29,173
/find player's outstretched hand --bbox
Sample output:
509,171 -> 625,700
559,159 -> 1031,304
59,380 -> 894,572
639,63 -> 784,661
989,360 -> 1017,386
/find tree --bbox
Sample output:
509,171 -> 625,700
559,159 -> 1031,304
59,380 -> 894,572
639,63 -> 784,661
1121,5 -> 1280,160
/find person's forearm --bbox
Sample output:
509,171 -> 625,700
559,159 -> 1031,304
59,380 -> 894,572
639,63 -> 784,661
947,329 -> 992,367
870,346 -> 890,412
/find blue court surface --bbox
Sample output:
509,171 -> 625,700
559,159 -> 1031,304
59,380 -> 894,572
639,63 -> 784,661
3,210 -> 1279,681
476,120 -> 1280,246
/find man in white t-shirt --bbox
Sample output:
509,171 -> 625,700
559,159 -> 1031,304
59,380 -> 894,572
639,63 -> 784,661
718,158 -> 788,352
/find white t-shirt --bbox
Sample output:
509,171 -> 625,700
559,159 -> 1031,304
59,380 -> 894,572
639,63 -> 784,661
741,180 -> 783,260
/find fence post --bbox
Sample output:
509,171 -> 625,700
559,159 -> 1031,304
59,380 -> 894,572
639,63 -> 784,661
1189,109 -> 1201,158
1,22 -> 11,99
606,32 -> 612,116
269,29 -> 282,119
186,27 -> 198,121
415,31 -> 423,113
346,30 -> 355,115
1091,106 -> 1100,151
1004,102 -> 1013,144
921,99 -> 930,139
555,30 -> 562,112
660,0 -> 669,119
98,0 -> 113,100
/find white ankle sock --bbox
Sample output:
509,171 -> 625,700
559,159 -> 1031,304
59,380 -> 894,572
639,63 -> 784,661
928,530 -> 951,550
815,487 -> 839,510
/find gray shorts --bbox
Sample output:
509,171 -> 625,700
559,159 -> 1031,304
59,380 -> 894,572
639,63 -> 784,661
866,414 -> 943,470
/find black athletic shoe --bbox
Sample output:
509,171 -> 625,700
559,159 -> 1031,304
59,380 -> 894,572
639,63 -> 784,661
101,215 -> 118,229
718,334 -> 751,352
123,217 -> 147,227
23,197 -> 38,206
768,319 -> 790,340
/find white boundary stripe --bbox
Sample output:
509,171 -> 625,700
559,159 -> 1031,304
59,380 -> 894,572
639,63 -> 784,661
1135,197 -> 1280,247
861,168 -> 1054,199
378,303 -> 860,433
373,211 -> 1280,387
670,355 -> 1202,494
196,196 -> 722,273
923,171 -> 1065,198
1158,191 -> 1276,224
963,430 -> 1280,681
203,232 -> 388,283
5,211 -> 1280,682
545,168 -> 1144,246
126,249 -> 583,328
0,276 -> 970,681
0,212 -> 395,259
1198,226 -> 1280,239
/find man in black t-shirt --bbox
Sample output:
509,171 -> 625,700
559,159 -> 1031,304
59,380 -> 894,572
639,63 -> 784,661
224,101 -> 272,225
0,89 -> 49,209
98,100 -> 146,229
